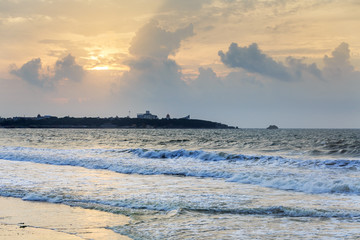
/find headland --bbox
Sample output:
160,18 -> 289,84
0,115 -> 235,129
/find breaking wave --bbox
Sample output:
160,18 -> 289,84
126,148 -> 360,169
1,146 -> 360,195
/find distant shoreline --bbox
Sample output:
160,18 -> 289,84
0,117 -> 236,129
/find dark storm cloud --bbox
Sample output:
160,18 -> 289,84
10,54 -> 84,89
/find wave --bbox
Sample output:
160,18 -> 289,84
227,172 -> 360,195
126,148 -> 360,169
184,206 -> 360,218
126,148 -> 264,161
74,202 -> 360,219
3,191 -> 360,220
1,188 -> 358,220
1,146 -> 360,195
1,146 -> 359,168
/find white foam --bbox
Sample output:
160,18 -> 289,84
1,146 -> 360,195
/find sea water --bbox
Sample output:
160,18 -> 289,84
0,128 -> 360,239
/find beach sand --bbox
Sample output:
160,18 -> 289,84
0,197 -> 131,240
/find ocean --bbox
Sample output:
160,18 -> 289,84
1,128 -> 360,239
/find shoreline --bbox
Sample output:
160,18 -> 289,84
0,196 -> 131,240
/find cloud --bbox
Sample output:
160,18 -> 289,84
218,42 -> 292,81
159,0 -> 211,12
123,57 -> 184,90
116,21 -> 195,111
192,67 -> 223,91
10,58 -> 50,88
218,42 -> 341,81
114,18 -> 360,127
285,56 -> 322,80
117,16 -> 360,124
117,56 -> 190,116
54,54 -> 84,82
10,54 -> 84,89
323,42 -> 355,80
223,70 -> 262,87
196,67 -> 220,83
129,20 -> 194,59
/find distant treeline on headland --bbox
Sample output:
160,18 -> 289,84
0,116 -> 235,129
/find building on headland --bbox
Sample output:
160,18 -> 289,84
137,110 -> 158,120
36,114 -> 56,120
180,115 -> 190,120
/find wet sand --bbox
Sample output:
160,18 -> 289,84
0,197 -> 131,240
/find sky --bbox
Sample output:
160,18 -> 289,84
1,0 -> 360,128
